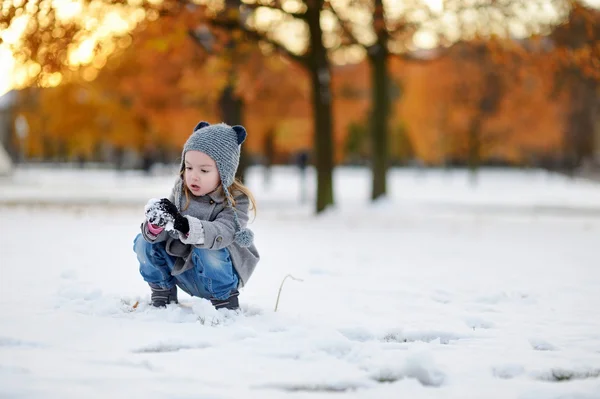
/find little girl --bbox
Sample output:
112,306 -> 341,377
133,121 -> 259,310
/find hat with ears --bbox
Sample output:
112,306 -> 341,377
180,121 -> 254,247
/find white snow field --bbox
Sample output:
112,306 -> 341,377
1,165 -> 600,399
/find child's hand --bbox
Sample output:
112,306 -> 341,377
156,198 -> 190,235
145,198 -> 173,227
156,198 -> 178,218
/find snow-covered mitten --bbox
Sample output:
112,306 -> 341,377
156,198 -> 190,234
145,198 -> 172,227
211,290 -> 240,310
149,283 -> 178,307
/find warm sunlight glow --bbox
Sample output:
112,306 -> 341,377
281,0 -> 305,14
39,71 -> 63,87
27,62 -> 41,78
1,0 -> 599,94
273,18 -> 307,55
0,0 -> 145,90
413,30 -> 438,49
0,14 -> 29,45
13,65 -> 29,87
53,0 -> 83,21
0,48 -> 14,96
582,0 -> 600,7
424,0 -> 443,13
385,0 -> 444,20
81,66 -> 99,81
70,37 -> 96,65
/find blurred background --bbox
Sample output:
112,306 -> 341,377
0,0 -> 599,212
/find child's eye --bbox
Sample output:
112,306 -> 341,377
201,169 -> 208,173
186,167 -> 192,171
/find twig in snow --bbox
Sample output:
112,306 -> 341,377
274,274 -> 303,312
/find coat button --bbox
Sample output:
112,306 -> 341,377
216,237 -> 222,243
210,200 -> 215,204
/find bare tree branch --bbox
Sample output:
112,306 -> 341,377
241,3 -> 306,20
324,2 -> 362,47
209,17 -> 309,66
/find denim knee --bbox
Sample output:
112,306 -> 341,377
134,234 -> 174,288
133,234 -> 151,264
192,248 -> 239,300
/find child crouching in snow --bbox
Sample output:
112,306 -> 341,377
133,121 -> 259,310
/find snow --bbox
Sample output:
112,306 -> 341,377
144,197 -> 174,231
1,165 -> 600,399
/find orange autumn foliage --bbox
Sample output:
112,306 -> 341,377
13,5 -> 594,168
550,2 -> 600,82
394,41 -> 566,165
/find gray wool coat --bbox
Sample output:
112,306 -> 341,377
140,178 -> 259,287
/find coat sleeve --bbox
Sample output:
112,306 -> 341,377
180,194 -> 251,250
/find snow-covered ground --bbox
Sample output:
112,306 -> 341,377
1,165 -> 600,399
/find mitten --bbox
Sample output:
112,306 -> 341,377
157,198 -> 190,235
145,198 -> 172,227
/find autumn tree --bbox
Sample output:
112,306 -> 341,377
326,0 -> 426,199
130,0 -> 335,212
7,3 -> 311,167
127,1 -> 310,179
7,8 -> 217,163
0,0 -> 149,87
1,0 -> 337,213
436,0 -> 600,175
216,0 -> 336,212
438,0 -> 572,179
3,0 -> 582,206
151,0 -> 335,211
327,0 -> 572,194
548,1 -> 600,173
449,41 -> 505,183
395,39 -> 566,169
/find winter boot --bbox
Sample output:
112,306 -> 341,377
211,290 -> 240,310
149,283 -> 178,307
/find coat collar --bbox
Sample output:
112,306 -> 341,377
206,186 -> 226,203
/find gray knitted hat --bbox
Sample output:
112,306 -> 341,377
180,121 -> 253,247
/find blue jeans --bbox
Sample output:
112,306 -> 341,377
133,234 -> 239,300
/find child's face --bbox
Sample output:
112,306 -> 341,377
184,150 -> 220,196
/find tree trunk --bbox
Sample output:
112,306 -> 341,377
467,117 -> 482,186
306,0 -> 334,213
368,0 -> 389,201
219,84 -> 249,182
568,79 -> 596,170
368,46 -> 389,200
